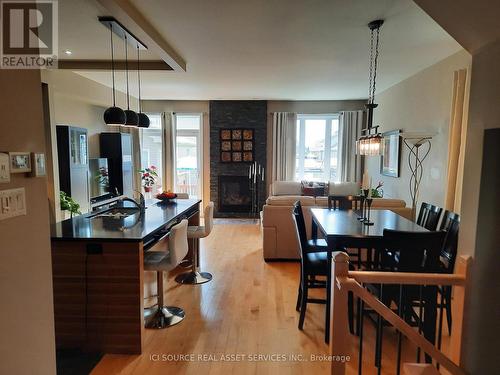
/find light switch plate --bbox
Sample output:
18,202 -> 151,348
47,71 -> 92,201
0,153 -> 10,183
0,188 -> 26,221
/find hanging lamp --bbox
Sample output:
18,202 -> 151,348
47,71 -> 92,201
136,44 -> 150,128
356,19 -> 384,156
103,24 -> 126,126
123,35 -> 139,126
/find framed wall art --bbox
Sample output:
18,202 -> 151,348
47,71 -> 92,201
220,129 -> 254,162
380,130 -> 401,177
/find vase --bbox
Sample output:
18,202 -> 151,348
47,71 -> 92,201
144,186 -> 152,193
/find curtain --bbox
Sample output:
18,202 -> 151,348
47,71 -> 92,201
271,112 -> 297,181
338,110 -> 363,182
445,69 -> 468,212
119,126 -> 142,192
162,112 -> 176,191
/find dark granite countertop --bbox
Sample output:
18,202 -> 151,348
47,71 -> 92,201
51,198 -> 201,242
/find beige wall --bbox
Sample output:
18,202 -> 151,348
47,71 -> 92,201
0,70 -> 56,374
364,50 -> 471,207
141,100 -> 211,207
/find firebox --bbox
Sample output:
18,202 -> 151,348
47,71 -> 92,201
218,175 -> 252,212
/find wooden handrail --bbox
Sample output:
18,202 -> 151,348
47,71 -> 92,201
347,271 -> 466,286
338,277 -> 466,375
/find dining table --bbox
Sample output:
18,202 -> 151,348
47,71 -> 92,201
310,208 -> 437,358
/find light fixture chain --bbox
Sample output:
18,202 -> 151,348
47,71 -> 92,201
371,27 -> 380,103
110,25 -> 116,106
368,29 -> 374,104
137,45 -> 141,112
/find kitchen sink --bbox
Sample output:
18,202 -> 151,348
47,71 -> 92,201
88,207 -> 140,219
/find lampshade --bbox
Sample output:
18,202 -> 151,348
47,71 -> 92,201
137,112 -> 150,128
124,109 -> 139,126
104,106 -> 126,126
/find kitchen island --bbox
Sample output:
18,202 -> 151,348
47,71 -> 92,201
51,198 -> 201,354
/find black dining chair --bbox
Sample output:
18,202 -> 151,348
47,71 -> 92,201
292,201 -> 356,336
416,202 -> 443,230
328,195 -> 361,210
437,210 -> 460,334
363,229 -> 446,368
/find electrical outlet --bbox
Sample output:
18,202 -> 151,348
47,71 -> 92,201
0,188 -> 26,221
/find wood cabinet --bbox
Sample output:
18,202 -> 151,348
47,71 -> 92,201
100,133 -> 134,197
56,125 -> 89,213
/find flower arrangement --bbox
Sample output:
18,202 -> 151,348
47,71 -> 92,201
371,181 -> 384,198
139,166 -> 158,192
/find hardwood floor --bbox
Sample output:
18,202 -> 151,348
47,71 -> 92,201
91,223 -> 452,375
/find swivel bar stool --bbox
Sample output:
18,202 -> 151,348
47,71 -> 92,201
175,202 -> 214,285
144,219 -> 189,328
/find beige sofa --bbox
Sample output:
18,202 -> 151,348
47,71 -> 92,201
261,181 -> 412,261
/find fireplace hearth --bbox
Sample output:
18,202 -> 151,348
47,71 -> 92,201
218,176 -> 251,212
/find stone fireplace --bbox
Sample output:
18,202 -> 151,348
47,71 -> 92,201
210,100 -> 267,217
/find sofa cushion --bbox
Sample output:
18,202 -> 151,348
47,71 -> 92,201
315,196 -> 329,207
266,195 -> 316,206
329,182 -> 360,196
371,198 -> 406,208
271,181 -> 302,196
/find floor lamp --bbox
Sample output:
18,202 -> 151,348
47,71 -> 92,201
400,132 -> 436,221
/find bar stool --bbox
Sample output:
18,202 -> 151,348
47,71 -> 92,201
175,202 -> 214,285
144,219 -> 189,329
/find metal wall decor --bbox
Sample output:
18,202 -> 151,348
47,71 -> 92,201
220,128 -> 254,163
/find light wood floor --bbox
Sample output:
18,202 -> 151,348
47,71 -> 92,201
91,223 -> 452,375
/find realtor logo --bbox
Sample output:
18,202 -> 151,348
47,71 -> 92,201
1,0 -> 58,68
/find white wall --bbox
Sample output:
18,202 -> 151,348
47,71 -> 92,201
0,70 -> 56,375
364,50 -> 471,207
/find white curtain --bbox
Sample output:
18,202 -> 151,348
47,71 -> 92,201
162,112 -> 176,191
338,110 -> 363,182
271,112 -> 297,181
119,126 -> 142,192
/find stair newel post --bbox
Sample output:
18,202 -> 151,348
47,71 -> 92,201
330,251 -> 350,375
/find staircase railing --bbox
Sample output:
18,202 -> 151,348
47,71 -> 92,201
329,252 -> 471,375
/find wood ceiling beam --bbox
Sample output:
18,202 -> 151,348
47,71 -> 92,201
58,59 -> 172,71
96,0 -> 186,72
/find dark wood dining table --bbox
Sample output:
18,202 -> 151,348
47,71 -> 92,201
310,208 -> 437,354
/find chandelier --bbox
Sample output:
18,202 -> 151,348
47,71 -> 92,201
357,19 -> 384,156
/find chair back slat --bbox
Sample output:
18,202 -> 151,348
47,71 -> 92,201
439,210 -> 460,272
292,201 -> 309,260
328,195 -> 361,210
416,202 -> 443,231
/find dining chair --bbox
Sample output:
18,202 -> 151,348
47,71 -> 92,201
327,195 -> 361,210
292,201 -> 355,336
416,202 -> 443,230
364,229 -> 446,368
144,219 -> 189,329
437,210 -> 460,334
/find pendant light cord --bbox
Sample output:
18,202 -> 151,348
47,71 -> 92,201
125,35 -> 130,110
137,44 -> 142,112
371,27 -> 380,103
368,28 -> 374,104
110,25 -> 116,107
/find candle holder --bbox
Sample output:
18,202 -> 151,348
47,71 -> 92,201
364,198 -> 374,226
357,193 -> 366,221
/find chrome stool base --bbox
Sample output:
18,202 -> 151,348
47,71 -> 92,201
175,271 -> 212,285
145,306 -> 185,329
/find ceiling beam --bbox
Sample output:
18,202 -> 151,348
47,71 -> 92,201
96,0 -> 186,71
58,60 -> 172,71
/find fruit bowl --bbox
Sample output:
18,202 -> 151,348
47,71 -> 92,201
156,192 -> 178,202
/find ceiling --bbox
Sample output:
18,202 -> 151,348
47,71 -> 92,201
60,0 -> 463,100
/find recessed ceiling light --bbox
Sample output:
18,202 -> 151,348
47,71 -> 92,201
63,49 -> 72,55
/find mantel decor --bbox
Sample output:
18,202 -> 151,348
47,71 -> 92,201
220,128 -> 254,163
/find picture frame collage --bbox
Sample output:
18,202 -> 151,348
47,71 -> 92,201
220,129 -> 254,163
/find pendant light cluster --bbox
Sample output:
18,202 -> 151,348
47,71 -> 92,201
356,19 -> 384,156
102,17 -> 149,128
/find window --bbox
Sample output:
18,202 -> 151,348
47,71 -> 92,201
174,114 -> 202,199
295,114 -> 340,182
140,113 -> 163,190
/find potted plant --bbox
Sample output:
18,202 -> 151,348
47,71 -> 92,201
60,191 -> 81,219
139,166 -> 158,193
371,181 -> 384,198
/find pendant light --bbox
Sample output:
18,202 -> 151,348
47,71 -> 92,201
136,44 -> 150,128
356,19 -> 384,156
103,24 -> 126,126
123,35 -> 139,126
